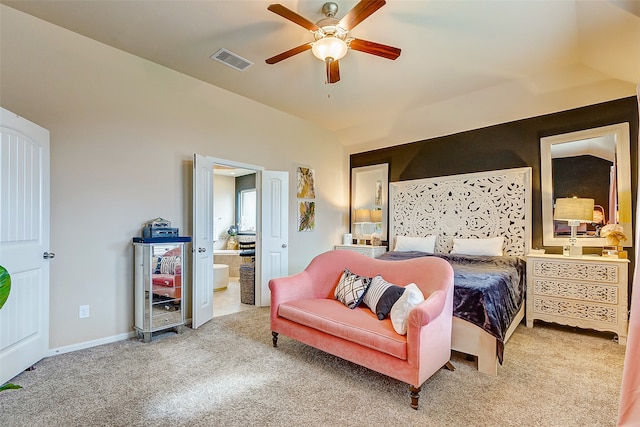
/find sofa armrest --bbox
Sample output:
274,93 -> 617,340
408,289 -> 447,328
270,271 -> 320,319
405,281 -> 454,371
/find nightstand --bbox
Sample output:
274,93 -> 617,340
334,244 -> 387,258
526,253 -> 629,345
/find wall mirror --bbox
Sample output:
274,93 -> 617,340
541,122 -> 632,248
351,163 -> 389,243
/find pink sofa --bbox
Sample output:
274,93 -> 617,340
269,250 -> 455,409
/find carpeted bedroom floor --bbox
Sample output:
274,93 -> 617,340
0,307 -> 626,426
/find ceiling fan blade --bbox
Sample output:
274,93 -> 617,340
326,60 -> 340,84
339,0 -> 386,31
268,4 -> 320,32
348,38 -> 401,60
266,43 -> 313,64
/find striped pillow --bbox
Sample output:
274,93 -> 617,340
362,275 -> 406,320
160,256 -> 181,275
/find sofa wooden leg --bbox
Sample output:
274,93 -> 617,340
444,361 -> 456,371
409,385 -> 421,410
272,331 -> 279,347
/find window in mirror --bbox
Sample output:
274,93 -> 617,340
541,122 -> 632,248
239,189 -> 256,232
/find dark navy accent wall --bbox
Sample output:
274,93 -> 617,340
351,96 -> 638,254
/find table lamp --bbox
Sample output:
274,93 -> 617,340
553,197 -> 594,257
371,209 -> 382,230
354,209 -> 372,245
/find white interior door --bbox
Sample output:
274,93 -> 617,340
192,154 -> 215,329
0,107 -> 50,385
258,171 -> 288,306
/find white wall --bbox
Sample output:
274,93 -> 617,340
213,175 -> 235,251
0,6 -> 349,349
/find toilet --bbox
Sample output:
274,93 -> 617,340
213,264 -> 229,291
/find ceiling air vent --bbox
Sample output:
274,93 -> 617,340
210,48 -> 253,71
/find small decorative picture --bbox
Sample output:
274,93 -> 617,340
297,167 -> 315,199
298,201 -> 315,232
375,180 -> 382,206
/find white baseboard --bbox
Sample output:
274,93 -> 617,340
47,331 -> 136,357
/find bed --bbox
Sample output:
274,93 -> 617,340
384,167 -> 531,375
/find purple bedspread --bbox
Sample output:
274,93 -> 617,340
378,251 -> 526,363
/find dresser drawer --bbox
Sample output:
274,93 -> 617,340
532,295 -> 619,325
532,278 -> 618,304
532,259 -> 619,283
334,245 -> 386,258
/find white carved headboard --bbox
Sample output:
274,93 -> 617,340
389,167 -> 532,256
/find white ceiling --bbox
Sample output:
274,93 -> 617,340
3,0 -> 639,152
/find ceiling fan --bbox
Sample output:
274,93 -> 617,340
265,0 -> 401,84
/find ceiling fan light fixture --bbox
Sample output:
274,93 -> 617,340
312,36 -> 348,62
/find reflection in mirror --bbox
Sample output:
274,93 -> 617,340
239,188 -> 256,232
541,122 -> 632,248
351,164 -> 389,244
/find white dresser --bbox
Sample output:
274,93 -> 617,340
334,244 -> 387,258
526,253 -> 629,345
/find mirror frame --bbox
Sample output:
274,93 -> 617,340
541,122 -> 632,248
351,163 -> 389,243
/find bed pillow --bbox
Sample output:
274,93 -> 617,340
450,236 -> 504,256
334,269 -> 372,309
362,275 -> 406,320
394,235 -> 437,253
390,283 -> 425,335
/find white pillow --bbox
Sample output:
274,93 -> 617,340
450,236 -> 504,256
390,283 -> 425,335
394,235 -> 436,253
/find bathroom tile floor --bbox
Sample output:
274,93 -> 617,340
212,276 -> 257,317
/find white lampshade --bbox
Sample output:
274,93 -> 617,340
554,198 -> 595,222
370,209 -> 383,223
312,36 -> 348,62
354,209 -> 371,223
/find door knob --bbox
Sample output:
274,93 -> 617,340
43,252 -> 56,259
281,244 -> 288,248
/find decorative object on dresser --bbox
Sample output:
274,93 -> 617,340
526,253 -> 629,345
387,167 -> 531,375
334,244 -> 386,258
142,217 -> 178,239
342,233 -> 352,245
370,232 -> 382,246
553,197 -> 594,257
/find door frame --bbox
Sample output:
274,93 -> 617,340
0,107 -> 50,384
209,157 -> 265,305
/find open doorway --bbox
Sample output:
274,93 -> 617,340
212,162 -> 258,317
193,154 -> 288,327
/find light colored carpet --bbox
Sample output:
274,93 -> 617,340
0,307 -> 625,426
